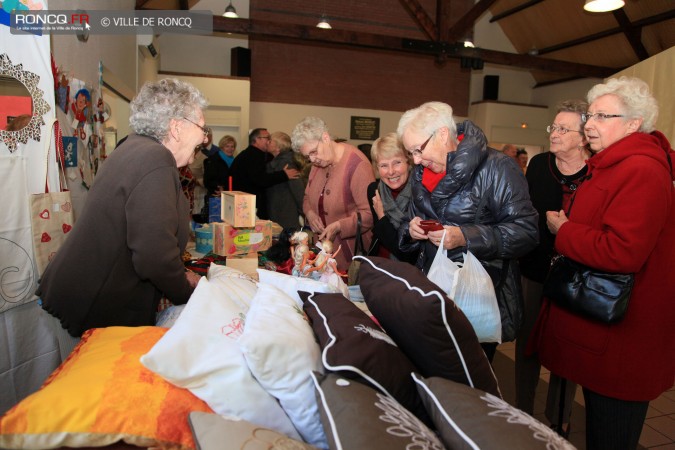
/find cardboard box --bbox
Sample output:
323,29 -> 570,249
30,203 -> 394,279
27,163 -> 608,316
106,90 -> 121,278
221,191 -> 256,228
225,252 -> 259,278
212,220 -> 273,256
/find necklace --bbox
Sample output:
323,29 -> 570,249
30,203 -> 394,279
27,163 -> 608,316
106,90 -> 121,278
555,156 -> 586,175
549,153 -> 589,192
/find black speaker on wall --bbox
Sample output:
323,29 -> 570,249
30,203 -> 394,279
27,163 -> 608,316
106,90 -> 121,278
483,75 -> 499,101
231,47 -> 251,77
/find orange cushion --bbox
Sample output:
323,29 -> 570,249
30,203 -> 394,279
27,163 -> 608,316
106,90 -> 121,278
0,326 -> 213,450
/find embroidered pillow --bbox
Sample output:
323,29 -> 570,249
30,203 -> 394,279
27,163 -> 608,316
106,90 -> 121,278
300,291 -> 430,425
312,372 -> 444,450
413,374 -> 576,450
140,277 -> 300,440
357,255 -> 501,397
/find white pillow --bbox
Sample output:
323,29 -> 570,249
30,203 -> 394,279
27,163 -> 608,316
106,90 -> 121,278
140,277 -> 301,440
256,269 -> 341,307
239,283 -> 327,448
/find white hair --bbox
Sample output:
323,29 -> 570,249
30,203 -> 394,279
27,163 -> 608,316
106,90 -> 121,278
587,76 -> 658,133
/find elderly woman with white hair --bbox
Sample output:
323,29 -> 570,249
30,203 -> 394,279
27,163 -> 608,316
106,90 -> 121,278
396,101 -> 539,362
534,76 -> 675,450
291,117 -> 375,270
37,78 -> 207,359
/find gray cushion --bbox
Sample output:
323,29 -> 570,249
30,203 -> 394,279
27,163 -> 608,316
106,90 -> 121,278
312,372 -> 445,450
413,375 -> 576,450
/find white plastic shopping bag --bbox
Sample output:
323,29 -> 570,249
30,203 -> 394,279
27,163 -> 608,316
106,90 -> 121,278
427,230 -> 502,343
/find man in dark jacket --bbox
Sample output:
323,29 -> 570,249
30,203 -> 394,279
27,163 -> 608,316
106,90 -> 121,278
397,101 -> 539,361
230,128 -> 300,220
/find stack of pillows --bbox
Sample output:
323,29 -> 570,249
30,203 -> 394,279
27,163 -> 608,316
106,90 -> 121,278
0,259 -> 575,450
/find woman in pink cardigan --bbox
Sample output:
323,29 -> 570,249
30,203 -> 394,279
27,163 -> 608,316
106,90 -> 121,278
291,117 -> 375,270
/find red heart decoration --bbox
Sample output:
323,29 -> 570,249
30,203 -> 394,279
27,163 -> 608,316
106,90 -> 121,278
62,202 -> 72,212
62,223 -> 72,234
41,232 -> 52,242
39,209 -> 50,220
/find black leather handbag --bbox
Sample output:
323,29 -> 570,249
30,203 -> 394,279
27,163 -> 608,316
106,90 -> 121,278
542,254 -> 634,323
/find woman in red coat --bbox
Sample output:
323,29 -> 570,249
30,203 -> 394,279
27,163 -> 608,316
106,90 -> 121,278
533,76 -> 675,450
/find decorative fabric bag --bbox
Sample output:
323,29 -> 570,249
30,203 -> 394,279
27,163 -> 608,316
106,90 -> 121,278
542,255 -> 633,323
29,119 -> 75,276
427,229 -> 501,342
347,212 -> 365,286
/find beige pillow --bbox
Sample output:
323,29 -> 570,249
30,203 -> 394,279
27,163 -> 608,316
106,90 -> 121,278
188,412 -> 318,450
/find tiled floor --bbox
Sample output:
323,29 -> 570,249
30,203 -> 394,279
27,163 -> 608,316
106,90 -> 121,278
493,342 -> 675,449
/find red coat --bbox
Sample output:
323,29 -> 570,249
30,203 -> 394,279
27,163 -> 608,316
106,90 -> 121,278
532,131 -> 675,401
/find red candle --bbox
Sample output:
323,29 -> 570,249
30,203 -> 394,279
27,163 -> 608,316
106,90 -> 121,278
228,176 -> 232,191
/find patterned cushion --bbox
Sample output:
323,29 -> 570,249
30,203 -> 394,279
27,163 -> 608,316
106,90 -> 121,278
312,372 -> 444,450
300,291 -> 431,425
188,412 -> 318,450
357,255 -> 501,396
0,327 -> 213,450
413,374 -> 576,450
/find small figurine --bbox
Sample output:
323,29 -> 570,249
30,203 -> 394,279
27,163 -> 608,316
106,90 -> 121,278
290,231 -> 312,277
306,239 -> 349,297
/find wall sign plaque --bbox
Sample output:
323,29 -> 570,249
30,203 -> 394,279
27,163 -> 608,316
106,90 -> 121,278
350,116 -> 379,141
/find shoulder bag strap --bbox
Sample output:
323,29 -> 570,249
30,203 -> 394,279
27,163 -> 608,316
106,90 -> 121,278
354,212 -> 364,256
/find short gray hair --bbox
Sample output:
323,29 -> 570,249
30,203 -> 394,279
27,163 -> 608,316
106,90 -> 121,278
129,78 -> 208,142
587,76 -> 658,133
555,99 -> 588,133
397,101 -> 458,141
291,117 -> 330,152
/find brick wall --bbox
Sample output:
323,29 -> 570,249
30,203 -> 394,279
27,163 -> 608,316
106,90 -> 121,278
249,0 -> 473,115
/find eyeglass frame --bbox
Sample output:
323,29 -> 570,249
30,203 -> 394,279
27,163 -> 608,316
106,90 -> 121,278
182,117 -> 210,137
303,139 -> 321,162
409,132 -> 435,158
581,112 -> 625,123
546,125 -> 583,135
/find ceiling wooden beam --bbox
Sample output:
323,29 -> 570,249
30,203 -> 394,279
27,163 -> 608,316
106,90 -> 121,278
612,8 -> 649,61
212,16 -> 616,78
489,0 -> 545,22
538,9 -> 675,55
398,0 -> 438,41
446,0 -> 499,43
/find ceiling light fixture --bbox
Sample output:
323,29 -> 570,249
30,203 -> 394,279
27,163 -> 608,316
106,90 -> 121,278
316,14 -> 332,29
223,0 -> 238,18
583,0 -> 625,13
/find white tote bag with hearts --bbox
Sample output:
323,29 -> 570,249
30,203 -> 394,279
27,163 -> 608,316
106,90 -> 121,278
29,119 -> 75,276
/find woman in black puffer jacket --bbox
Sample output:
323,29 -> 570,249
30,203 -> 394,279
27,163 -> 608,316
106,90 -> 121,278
397,101 -> 539,361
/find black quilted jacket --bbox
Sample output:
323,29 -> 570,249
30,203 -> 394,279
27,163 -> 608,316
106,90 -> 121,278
399,120 -> 539,341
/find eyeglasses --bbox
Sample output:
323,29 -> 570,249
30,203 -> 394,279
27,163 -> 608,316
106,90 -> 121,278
257,135 -> 271,141
409,133 -> 434,158
303,140 -> 321,161
581,112 -> 625,123
547,125 -> 583,135
182,117 -> 210,137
